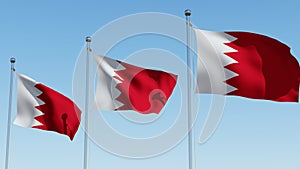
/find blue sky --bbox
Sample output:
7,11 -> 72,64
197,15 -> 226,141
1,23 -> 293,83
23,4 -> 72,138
0,0 -> 299,169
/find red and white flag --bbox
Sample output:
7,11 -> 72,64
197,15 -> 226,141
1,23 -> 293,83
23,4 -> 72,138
195,29 -> 299,102
14,74 -> 81,140
93,54 -> 178,114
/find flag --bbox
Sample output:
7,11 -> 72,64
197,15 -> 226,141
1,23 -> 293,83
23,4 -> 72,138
93,54 -> 178,114
195,29 -> 299,102
14,74 -> 81,140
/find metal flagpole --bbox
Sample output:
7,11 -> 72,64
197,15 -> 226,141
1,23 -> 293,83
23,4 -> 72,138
83,36 -> 91,169
5,57 -> 16,169
185,9 -> 195,169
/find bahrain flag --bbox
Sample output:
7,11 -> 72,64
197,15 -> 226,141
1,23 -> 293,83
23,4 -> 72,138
14,74 -> 81,140
93,54 -> 178,114
195,29 -> 299,102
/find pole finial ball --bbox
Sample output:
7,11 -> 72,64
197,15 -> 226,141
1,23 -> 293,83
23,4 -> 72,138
185,9 -> 191,16
86,36 -> 92,42
10,57 -> 16,63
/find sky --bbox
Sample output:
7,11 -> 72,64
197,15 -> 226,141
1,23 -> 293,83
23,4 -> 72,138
0,0 -> 299,169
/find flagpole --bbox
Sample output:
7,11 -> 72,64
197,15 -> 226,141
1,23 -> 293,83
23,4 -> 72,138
83,36 -> 91,169
185,9 -> 195,169
5,57 -> 16,169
